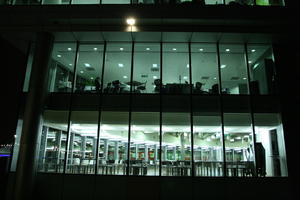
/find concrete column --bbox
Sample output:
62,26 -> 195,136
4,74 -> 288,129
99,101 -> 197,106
55,131 -> 62,165
14,32 -> 54,200
92,137 -> 97,159
114,141 -> 119,161
154,145 -> 158,162
180,133 -> 185,160
103,139 -> 108,160
81,136 -> 86,159
172,147 -> 176,160
163,146 -> 167,161
135,144 -> 139,160
144,145 -> 148,162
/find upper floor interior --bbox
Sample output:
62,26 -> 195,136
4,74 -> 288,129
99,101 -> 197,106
0,0 -> 286,6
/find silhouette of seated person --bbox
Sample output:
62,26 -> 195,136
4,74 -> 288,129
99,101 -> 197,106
111,80 -> 122,93
94,77 -> 101,92
103,82 -> 112,93
154,79 -> 166,93
211,84 -> 219,94
193,82 -> 205,94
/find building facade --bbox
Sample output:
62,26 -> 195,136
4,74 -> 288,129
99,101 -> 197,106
1,1 -> 298,200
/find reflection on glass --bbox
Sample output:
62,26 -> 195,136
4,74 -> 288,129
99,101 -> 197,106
254,113 -> 288,177
219,44 -> 249,95
42,0 -> 70,4
98,111 -> 129,175
102,0 -> 130,4
163,43 -> 190,94
103,43 -> 132,94
74,44 -> 104,93
224,113 -> 255,177
129,112 -> 160,176
133,43 -> 160,94
37,110 -> 70,173
72,0 -> 99,4
225,0 -> 254,5
191,43 -> 219,94
193,113 -> 223,176
162,112 -> 191,176
247,44 -> 276,95
65,111 -> 98,174
49,43 -> 77,93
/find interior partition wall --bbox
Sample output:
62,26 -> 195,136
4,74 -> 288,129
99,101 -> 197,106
12,40 -> 288,177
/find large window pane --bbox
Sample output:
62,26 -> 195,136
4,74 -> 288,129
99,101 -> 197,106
98,111 -> 129,175
65,111 -> 98,174
219,44 -> 249,95
191,43 -> 219,94
193,96 -> 223,176
163,43 -> 190,94
247,44 -> 276,95
37,110 -> 70,173
254,113 -> 288,176
103,43 -> 132,94
75,44 -> 104,93
42,0 -> 70,5
223,97 -> 255,177
49,43 -> 77,93
133,43 -> 160,94
129,112 -> 160,176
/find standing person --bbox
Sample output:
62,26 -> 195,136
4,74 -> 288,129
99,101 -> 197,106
95,77 -> 101,92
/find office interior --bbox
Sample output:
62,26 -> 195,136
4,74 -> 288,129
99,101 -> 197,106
11,39 -> 288,178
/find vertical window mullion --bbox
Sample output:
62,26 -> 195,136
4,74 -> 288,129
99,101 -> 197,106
216,42 -> 227,177
188,42 -> 194,177
159,41 -> 163,177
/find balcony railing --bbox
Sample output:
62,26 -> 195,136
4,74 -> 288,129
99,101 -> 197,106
0,0 -> 285,7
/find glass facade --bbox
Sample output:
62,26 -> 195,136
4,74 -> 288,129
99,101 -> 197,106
15,40 -> 288,178
6,0 -> 285,6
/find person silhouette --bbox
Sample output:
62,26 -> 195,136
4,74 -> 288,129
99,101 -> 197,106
95,77 -> 101,92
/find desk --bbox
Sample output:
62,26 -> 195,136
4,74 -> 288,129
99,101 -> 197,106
165,83 -> 191,94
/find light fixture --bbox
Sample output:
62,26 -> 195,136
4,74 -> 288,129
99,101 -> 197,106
57,54 -> 62,58
243,77 -> 247,80
90,77 -> 94,80
199,48 -> 204,51
67,48 -> 72,51
251,49 -> 256,52
152,64 -> 158,68
214,77 -> 217,80
230,139 -> 235,142
84,63 -> 91,67
183,76 -> 188,80
118,63 -> 124,67
120,47 -> 124,51
123,75 -> 128,79
94,47 -> 98,51
221,64 -> 226,68
153,76 -> 158,79
186,64 -> 189,68
225,49 -> 230,52
172,48 -> 177,51
69,64 -> 72,66
80,70 -> 84,74
248,60 -> 252,64
146,48 -> 150,51
126,17 -> 136,26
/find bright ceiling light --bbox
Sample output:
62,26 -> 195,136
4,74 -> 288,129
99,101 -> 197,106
80,71 -> 84,74
183,76 -> 188,80
152,64 -> 158,68
146,48 -> 150,51
69,64 -> 72,66
243,77 -> 247,80
84,63 -> 91,67
251,49 -> 256,52
153,76 -> 158,79
199,48 -> 204,51
214,77 -> 217,80
118,63 -> 124,67
57,54 -> 62,58
248,60 -> 252,64
120,47 -> 124,51
94,47 -> 98,51
172,48 -> 177,51
225,49 -> 230,52
123,75 -> 128,79
126,17 -> 136,26
221,64 -> 226,68
67,48 -> 72,51
90,77 -> 94,80
186,64 -> 189,68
